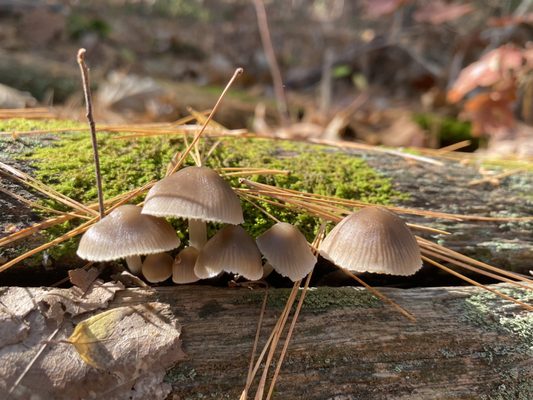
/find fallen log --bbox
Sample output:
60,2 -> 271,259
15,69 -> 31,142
1,283 -> 531,399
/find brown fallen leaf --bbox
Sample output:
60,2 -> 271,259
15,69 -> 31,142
68,267 -> 101,292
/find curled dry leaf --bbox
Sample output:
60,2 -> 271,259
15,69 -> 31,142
447,45 -> 525,103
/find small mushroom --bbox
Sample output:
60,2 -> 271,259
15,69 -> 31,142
77,204 -> 180,275
172,246 -> 200,284
256,222 -> 317,281
194,225 -> 263,281
319,206 -> 422,276
142,166 -> 243,249
142,252 -> 174,283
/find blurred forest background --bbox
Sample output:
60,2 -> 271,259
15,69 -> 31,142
0,0 -> 532,157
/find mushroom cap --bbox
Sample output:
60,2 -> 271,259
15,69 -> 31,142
142,253 -> 173,283
172,247 -> 200,284
319,206 -> 422,276
141,166 -> 244,225
77,204 -> 180,262
194,225 -> 262,281
256,222 -> 317,281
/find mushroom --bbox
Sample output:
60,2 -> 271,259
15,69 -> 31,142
141,166 -> 243,249
142,253 -> 174,283
172,246 -> 200,284
77,204 -> 180,275
256,222 -> 317,281
319,206 -> 422,275
194,225 -> 263,281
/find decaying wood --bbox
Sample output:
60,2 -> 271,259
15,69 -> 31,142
2,283 -> 529,399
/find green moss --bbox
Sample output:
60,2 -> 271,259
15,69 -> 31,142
210,137 -> 407,240
2,118 -> 405,260
233,287 -> 380,311
0,119 -> 83,134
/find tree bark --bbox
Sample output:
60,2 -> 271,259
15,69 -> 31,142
120,283 -> 532,399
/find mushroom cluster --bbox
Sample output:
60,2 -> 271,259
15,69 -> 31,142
76,166 -> 421,285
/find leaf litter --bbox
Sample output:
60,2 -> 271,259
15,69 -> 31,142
0,282 -> 185,400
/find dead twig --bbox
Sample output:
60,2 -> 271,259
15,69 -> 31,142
252,0 -> 290,125
77,48 -> 105,219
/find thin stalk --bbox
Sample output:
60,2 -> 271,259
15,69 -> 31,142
168,68 -> 243,176
420,247 -> 532,291
0,181 -> 151,272
252,0 -> 290,125
8,326 -> 61,397
188,219 -> 207,250
422,255 -> 533,311
254,280 -> 301,400
417,237 -> 533,285
0,161 -> 98,217
266,272 -> 312,399
240,179 -> 533,222
125,255 -> 142,275
342,269 -> 416,322
241,287 -> 269,400
77,48 -> 105,219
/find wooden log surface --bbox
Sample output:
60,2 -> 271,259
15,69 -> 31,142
0,283 -> 533,400
2,283 -> 528,399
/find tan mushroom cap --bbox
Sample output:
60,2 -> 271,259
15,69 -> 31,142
256,222 -> 317,281
77,204 -> 180,261
319,206 -> 422,276
194,225 -> 263,281
142,253 -> 173,283
172,247 -> 200,284
141,166 -> 244,225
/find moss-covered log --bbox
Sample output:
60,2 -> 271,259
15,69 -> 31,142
1,118 -> 531,284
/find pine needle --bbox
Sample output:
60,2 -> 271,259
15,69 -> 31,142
422,255 -> 533,311
0,161 -> 98,217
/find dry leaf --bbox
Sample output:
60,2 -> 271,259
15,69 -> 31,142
1,287 -> 184,400
68,303 -> 185,370
448,46 -> 524,103
68,267 -> 100,292
463,88 -> 516,137
69,306 -> 137,369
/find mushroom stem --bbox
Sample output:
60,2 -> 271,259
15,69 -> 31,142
125,255 -> 142,275
188,219 -> 207,249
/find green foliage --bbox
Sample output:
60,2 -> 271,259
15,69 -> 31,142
67,14 -> 111,40
414,113 -> 480,149
332,64 -> 352,79
150,0 -> 211,20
